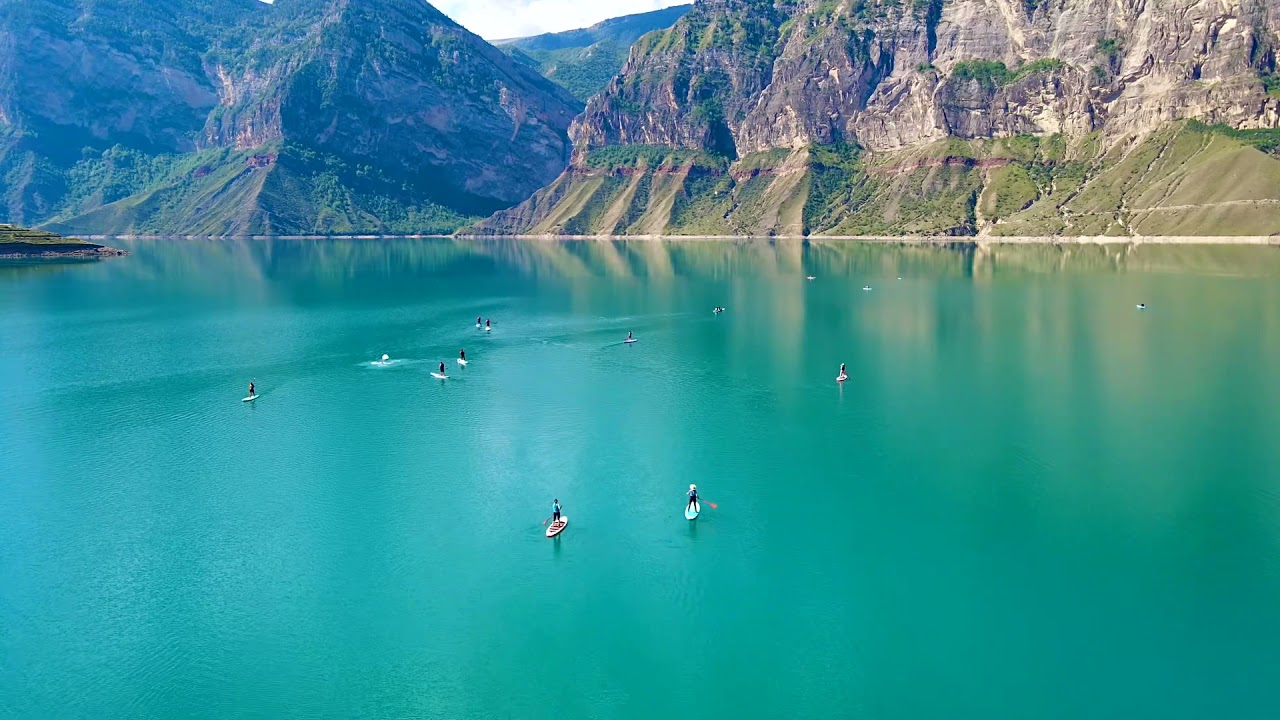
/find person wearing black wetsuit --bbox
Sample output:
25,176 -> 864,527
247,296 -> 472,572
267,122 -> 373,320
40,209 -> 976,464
687,484 -> 699,512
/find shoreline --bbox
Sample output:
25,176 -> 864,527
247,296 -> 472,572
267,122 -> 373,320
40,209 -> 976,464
0,244 -> 129,259
71,233 -> 1280,245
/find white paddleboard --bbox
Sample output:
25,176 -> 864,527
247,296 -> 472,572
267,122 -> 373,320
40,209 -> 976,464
546,516 -> 568,538
242,395 -> 259,402
431,372 -> 449,380
624,339 -> 638,344
485,326 -> 492,332
837,374 -> 848,383
457,359 -> 469,366
685,502 -> 700,520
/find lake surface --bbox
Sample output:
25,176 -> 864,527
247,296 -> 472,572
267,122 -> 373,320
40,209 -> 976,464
2,239 -> 1279,719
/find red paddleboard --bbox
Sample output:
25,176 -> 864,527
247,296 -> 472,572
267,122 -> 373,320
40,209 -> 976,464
546,516 -> 568,538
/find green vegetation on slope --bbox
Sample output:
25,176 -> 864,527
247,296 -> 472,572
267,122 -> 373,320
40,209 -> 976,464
40,143 -> 476,236
0,223 -> 90,245
480,122 -> 1280,237
951,58 -> 1067,88
502,5 -> 692,101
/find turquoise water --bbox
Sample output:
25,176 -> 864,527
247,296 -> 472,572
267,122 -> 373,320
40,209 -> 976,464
2,239 -> 1279,718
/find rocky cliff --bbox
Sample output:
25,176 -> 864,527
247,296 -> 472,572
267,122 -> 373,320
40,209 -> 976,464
0,0 -> 581,235
480,0 -> 1280,237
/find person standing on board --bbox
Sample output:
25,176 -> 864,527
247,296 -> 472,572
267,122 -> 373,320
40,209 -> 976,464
248,381 -> 255,399
552,499 -> 562,524
687,484 -> 699,513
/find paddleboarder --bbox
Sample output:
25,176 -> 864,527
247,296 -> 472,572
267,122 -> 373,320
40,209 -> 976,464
552,499 -> 561,524
687,484 -> 699,513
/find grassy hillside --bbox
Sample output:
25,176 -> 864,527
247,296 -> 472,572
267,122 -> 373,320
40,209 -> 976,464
477,122 -> 1280,237
0,222 -> 126,256
0,224 -> 91,244
40,144 -> 477,236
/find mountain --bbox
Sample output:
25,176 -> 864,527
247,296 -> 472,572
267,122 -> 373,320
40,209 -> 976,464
0,0 -> 582,236
478,0 -> 1280,237
499,5 -> 692,102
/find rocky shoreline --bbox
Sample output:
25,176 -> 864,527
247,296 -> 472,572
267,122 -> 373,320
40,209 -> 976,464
0,224 -> 129,259
0,243 -> 130,259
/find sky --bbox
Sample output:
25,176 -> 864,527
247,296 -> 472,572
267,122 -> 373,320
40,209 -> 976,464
432,0 -> 689,40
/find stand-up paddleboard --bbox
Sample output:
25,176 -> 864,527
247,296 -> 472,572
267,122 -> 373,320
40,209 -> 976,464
546,516 -> 568,538
624,338 -> 638,344
837,374 -> 848,383
431,372 -> 449,380
685,502 -> 700,520
457,358 -> 469,366
242,395 -> 259,402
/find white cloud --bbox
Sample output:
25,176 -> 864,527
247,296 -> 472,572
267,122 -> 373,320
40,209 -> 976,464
433,0 -> 688,40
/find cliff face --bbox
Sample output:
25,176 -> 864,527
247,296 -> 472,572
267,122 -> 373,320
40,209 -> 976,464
576,0 -> 1279,155
480,0 -> 1280,236
0,0 -> 581,234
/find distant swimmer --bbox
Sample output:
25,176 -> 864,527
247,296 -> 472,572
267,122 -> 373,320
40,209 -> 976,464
837,364 -> 848,383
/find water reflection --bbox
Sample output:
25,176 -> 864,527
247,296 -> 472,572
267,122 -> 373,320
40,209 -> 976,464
56,237 -> 1278,287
